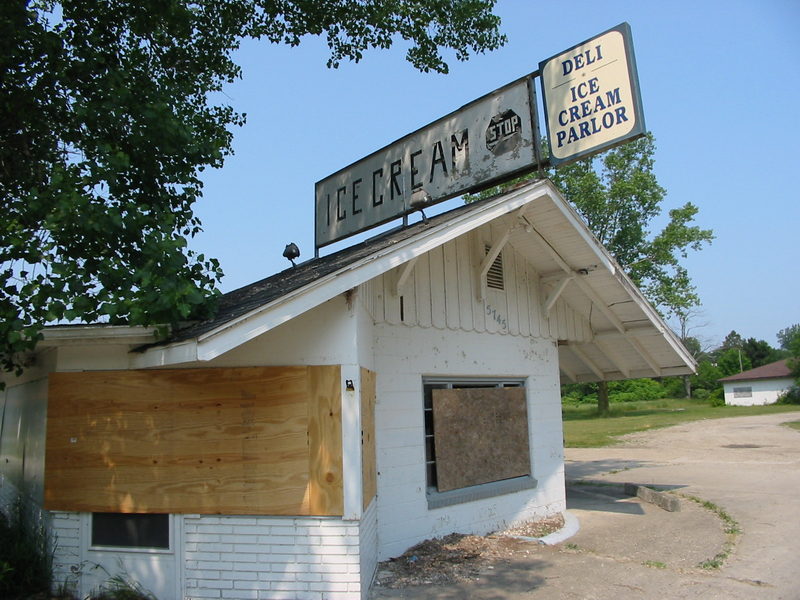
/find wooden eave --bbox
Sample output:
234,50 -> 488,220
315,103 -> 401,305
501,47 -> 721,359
55,179 -> 693,382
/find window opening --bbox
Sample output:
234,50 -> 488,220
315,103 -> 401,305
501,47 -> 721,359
91,513 -> 170,550
733,386 -> 753,398
423,378 -> 524,491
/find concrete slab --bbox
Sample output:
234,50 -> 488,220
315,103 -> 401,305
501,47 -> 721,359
370,413 -> 800,599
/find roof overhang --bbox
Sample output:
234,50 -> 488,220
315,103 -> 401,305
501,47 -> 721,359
49,180 -> 694,381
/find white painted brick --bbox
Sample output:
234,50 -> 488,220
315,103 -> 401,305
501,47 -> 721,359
309,582 -> 349,592
197,579 -> 233,590
190,551 -> 222,562
234,579 -> 262,590
222,589 -> 258,600
270,581 -> 309,591
187,589 -> 222,599
223,570 -> 258,581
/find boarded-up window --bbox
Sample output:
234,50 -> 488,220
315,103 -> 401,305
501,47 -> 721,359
46,366 -> 343,516
424,380 -> 529,493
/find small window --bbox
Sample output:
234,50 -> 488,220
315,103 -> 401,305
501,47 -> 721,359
91,513 -> 170,550
485,245 -> 505,290
733,386 -> 753,398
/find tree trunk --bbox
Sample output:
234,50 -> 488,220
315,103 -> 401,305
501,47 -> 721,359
683,374 -> 692,398
597,380 -> 610,415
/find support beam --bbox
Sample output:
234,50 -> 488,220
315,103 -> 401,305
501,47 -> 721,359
393,257 -> 418,297
628,337 -> 662,376
567,344 -> 605,380
544,275 -> 574,316
558,361 -> 578,384
594,339 -> 631,379
570,276 -> 627,334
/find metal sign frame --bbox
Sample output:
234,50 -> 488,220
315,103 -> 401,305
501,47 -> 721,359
538,22 -> 646,166
314,22 -> 646,252
314,75 -> 545,250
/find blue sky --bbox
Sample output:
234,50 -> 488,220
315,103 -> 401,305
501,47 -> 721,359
193,0 -> 800,349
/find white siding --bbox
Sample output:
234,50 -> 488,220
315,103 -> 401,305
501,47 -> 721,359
723,378 -> 794,406
370,233 -> 591,344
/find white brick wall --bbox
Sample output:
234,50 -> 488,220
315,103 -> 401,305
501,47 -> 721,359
184,515 -> 370,600
373,324 -> 567,560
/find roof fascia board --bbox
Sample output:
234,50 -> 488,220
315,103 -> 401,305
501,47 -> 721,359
130,339 -> 198,369
545,188 -> 696,372
40,325 -> 161,347
143,182 -> 554,366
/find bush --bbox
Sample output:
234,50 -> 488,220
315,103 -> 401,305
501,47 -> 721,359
777,386 -> 800,405
708,388 -> 725,407
693,388 -> 710,400
0,497 -> 53,599
608,378 -> 666,403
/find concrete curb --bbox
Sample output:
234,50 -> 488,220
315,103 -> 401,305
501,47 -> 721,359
566,479 -> 681,513
624,482 -> 681,512
510,511 -> 580,545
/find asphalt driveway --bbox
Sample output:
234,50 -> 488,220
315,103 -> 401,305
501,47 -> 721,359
371,413 -> 800,599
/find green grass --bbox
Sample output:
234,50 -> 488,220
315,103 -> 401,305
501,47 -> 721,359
784,420 -> 800,432
562,398 -> 800,447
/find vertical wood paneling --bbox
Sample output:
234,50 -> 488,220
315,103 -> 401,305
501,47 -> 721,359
383,271 -> 401,326
360,368 -> 377,511
443,241 -> 460,330
415,254 -> 433,328
506,248 -> 520,336
372,276 -> 385,324
473,235 -> 487,333
429,246 -> 447,329
516,252 -> 531,337
456,233 -> 475,332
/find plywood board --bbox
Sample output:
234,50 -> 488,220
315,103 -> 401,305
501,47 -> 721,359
360,368 -> 377,510
45,366 -> 343,516
432,387 -> 529,492
306,365 -> 343,515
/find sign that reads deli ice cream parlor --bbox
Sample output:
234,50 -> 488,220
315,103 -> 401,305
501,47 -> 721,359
539,22 -> 645,166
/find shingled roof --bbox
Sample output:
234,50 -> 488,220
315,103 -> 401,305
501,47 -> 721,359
164,194 -> 485,345
719,359 -> 793,382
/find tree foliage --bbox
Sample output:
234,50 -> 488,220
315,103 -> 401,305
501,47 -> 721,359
777,324 -> 800,351
0,0 -> 505,378
468,133 -> 714,322
548,134 -> 714,320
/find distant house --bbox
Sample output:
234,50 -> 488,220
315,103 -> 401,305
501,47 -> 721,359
719,359 -> 795,406
0,180 -> 695,600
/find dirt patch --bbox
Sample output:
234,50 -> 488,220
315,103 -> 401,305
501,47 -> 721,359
374,514 -> 564,588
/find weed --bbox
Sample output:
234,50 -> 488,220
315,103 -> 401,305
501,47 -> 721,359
677,494 -> 741,569
0,495 -> 53,598
643,560 -> 667,569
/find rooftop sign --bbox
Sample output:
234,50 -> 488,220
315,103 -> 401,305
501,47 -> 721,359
315,77 -> 539,249
539,22 -> 645,166
315,22 -> 644,250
